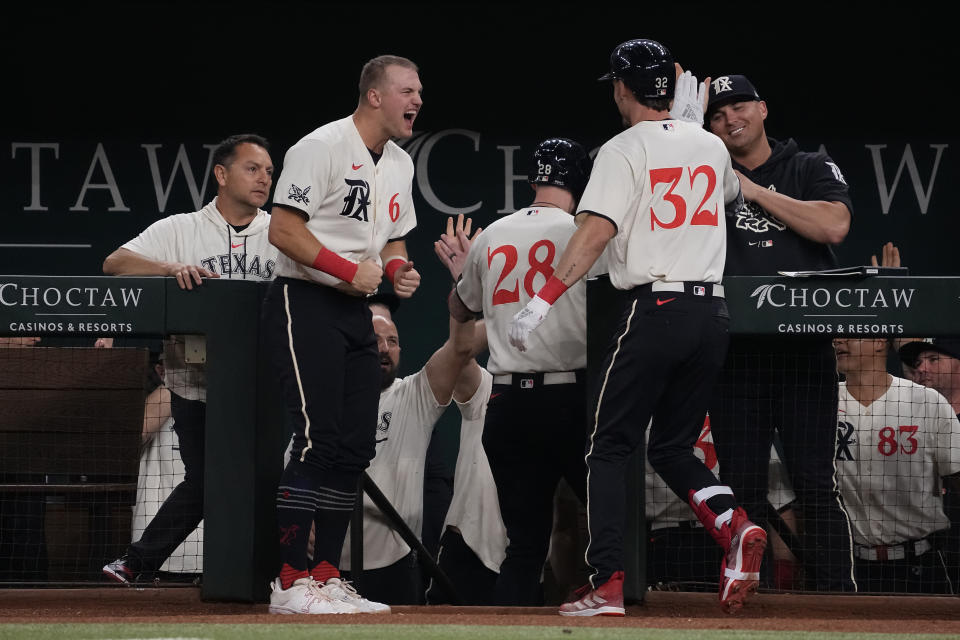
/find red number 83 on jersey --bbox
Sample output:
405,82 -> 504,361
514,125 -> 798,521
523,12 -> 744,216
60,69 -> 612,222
649,165 -> 719,230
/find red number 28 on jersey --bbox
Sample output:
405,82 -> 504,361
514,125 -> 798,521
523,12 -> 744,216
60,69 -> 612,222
487,240 -> 556,306
649,165 -> 719,230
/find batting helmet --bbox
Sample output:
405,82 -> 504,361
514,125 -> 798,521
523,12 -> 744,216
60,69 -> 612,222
598,39 -> 674,100
528,138 -> 593,201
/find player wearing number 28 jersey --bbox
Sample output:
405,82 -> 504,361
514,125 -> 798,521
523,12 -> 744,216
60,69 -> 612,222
455,138 -> 594,606
507,40 -> 761,615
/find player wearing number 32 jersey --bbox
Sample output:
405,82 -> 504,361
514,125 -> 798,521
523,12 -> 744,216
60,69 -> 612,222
506,39 -> 761,616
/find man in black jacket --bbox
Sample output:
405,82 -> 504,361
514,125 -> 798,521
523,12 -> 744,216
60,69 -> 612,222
705,74 -> 856,592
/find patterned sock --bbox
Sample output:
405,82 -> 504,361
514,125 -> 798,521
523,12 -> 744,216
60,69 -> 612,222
311,470 -> 361,573
275,461 -> 323,584
310,560 -> 340,584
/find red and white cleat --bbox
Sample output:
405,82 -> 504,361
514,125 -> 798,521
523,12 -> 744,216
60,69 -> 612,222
558,570 -> 626,617
719,511 -> 767,614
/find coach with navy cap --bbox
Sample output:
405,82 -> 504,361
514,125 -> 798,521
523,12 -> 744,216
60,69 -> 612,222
705,75 -> 760,115
900,338 -> 960,416
704,71 -> 858,593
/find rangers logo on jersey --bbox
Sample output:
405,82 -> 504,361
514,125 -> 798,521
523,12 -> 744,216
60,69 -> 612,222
836,420 -> 857,461
341,179 -> 371,222
287,184 -> 311,205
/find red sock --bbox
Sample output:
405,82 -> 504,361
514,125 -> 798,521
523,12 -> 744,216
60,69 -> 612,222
279,563 -> 309,590
311,560 -> 340,584
772,558 -> 798,590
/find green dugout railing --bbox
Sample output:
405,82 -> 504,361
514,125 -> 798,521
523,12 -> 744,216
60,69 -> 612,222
1,273 -> 954,602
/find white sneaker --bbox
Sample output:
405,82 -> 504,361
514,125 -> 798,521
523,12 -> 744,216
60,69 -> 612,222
268,577 -> 358,614
320,577 -> 392,614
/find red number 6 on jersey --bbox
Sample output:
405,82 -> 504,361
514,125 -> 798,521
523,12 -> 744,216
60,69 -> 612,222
388,193 -> 400,222
649,165 -> 719,230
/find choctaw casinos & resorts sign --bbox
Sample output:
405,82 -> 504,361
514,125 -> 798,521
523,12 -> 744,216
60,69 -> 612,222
0,276 -> 164,336
724,276 -> 958,337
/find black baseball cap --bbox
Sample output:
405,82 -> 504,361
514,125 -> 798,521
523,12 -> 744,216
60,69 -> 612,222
706,74 -> 761,117
898,337 -> 960,367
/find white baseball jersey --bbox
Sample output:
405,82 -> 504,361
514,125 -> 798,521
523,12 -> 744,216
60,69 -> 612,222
339,369 -> 448,570
836,377 -> 960,546
441,369 -> 507,572
577,119 -> 738,290
273,116 -> 417,286
122,197 -> 278,401
131,416 -> 203,573
646,415 -> 796,525
457,206 -> 588,374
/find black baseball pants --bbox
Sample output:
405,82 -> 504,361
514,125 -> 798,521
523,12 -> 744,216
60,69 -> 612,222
264,277 -> 380,475
709,336 -> 856,592
129,392 -> 205,572
483,373 -> 588,606
263,277 -> 380,572
585,287 -> 730,588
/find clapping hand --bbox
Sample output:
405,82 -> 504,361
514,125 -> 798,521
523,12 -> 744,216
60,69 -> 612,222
434,213 -> 482,281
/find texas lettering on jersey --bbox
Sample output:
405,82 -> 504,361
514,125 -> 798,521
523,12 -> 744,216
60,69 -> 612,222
199,253 -> 276,279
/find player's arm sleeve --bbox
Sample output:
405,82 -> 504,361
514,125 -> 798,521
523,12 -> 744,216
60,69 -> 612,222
410,368 -> 451,433
934,393 -> 960,476
802,153 -> 854,216
575,144 -> 636,232
455,236 -> 486,314
721,154 -> 744,215
121,216 -> 180,263
454,369 -> 492,422
272,140 -> 332,220
388,156 -> 417,241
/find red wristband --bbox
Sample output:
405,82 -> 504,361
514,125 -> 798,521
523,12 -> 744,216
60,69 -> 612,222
537,276 -> 568,305
312,247 -> 358,283
384,257 -> 406,284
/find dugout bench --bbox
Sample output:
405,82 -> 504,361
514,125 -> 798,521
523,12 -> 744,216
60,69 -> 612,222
0,347 -> 146,583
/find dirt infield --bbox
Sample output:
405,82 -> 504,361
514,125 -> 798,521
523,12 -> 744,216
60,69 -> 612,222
2,588 -> 960,633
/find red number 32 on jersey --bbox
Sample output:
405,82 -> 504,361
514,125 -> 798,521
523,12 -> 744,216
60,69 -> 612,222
649,165 -> 719,230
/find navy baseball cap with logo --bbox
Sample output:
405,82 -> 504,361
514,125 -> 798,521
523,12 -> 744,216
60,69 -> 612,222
706,74 -> 761,118
898,337 -> 960,367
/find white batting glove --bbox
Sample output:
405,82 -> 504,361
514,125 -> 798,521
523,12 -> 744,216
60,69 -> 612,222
669,70 -> 706,126
508,296 -> 551,352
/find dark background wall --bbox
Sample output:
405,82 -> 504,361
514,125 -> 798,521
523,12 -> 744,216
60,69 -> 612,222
3,1 -> 956,381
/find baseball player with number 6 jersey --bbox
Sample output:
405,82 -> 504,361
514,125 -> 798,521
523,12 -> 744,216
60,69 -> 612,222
453,137 -> 593,606
506,39 -> 762,616
263,55 -> 422,615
